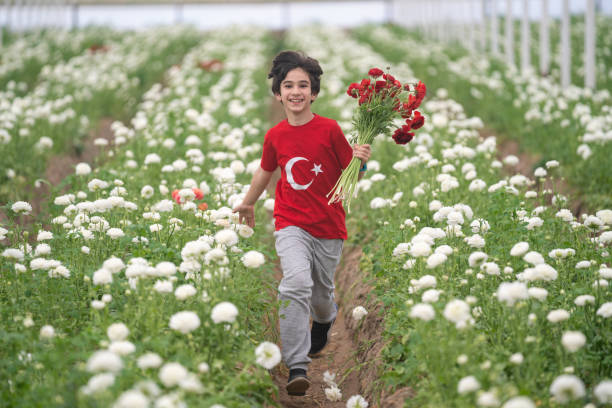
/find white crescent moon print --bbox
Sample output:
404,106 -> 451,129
285,157 -> 313,191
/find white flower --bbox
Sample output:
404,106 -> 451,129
40,325 -> 55,339
93,268 -> 113,285
155,261 -> 176,277
527,287 -> 548,301
596,302 -> 612,318
502,396 -> 535,408
169,311 -> 200,334
410,242 -> 432,257
523,251 -> 545,265
546,160 -> 559,168
323,370 -> 336,387
410,275 -> 437,291
346,394 -> 368,408
325,385 -> 343,401
352,306 -> 368,321
242,250 -> 265,268
137,352 -> 163,369
547,309 -> 571,323
457,376 -> 480,394
87,350 -> 123,373
596,209 -> 612,224
443,299 -> 471,324
174,284 -> 197,300
465,234 -> 485,248
549,374 -> 585,403
106,228 -> 124,239
510,242 -> 529,257
198,362 -> 209,373
237,224 -> 254,238
497,282 -> 529,307
211,301 -> 238,323
141,185 -> 154,199
107,323 -> 129,341
426,253 -> 447,269
255,341 -> 281,369
594,380 -> 612,403
109,341 -> 136,356
410,303 -> 435,321
150,224 -> 163,233
75,163 -> 92,176
509,353 -> 524,364
154,280 -> 173,293
574,295 -> 595,306
103,257 -> 125,273
481,262 -> 500,276
477,391 -> 500,407
215,229 -> 239,247
159,362 -> 188,387
11,201 -> 32,215
113,390 -> 149,408
561,331 -> 586,352
468,251 -> 488,267
82,373 -> 115,395
422,289 -> 440,303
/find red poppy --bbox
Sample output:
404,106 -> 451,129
192,188 -> 204,200
415,81 -> 427,103
198,202 -> 208,211
383,73 -> 396,83
368,68 -> 384,78
171,189 -> 181,204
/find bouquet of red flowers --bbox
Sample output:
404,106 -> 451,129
327,68 -> 427,210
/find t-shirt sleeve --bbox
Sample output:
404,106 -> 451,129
260,131 -> 278,172
331,121 -> 353,169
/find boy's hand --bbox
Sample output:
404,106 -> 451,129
352,144 -> 371,164
233,203 -> 255,228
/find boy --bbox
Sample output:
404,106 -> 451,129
233,50 -> 370,396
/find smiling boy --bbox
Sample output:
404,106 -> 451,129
233,50 -> 370,396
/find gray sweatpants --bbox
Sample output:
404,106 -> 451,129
274,226 -> 344,371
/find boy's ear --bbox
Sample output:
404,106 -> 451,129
310,93 -> 318,103
275,93 -> 283,103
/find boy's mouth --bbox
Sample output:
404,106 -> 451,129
288,98 -> 304,103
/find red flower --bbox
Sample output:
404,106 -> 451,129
410,111 -> 425,129
405,94 -> 420,112
375,80 -> 387,91
383,73 -> 396,83
192,188 -> 204,200
360,78 -> 371,88
392,127 -> 414,145
358,94 -> 369,105
171,189 -> 181,204
403,83 -> 411,92
347,82 -> 361,98
368,68 -> 384,78
415,81 -> 427,103
198,202 -> 208,211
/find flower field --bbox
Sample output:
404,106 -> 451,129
1,21 -> 611,408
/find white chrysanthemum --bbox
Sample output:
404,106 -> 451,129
521,263 -> 558,282
323,370 -> 336,387
198,362 -> 209,373
410,275 -> 437,291
509,353 -> 524,364
426,253 -> 447,269
596,302 -> 612,318
169,311 -> 200,334
107,323 -> 129,341
214,229 -> 239,247
159,362 -> 188,387
527,287 -> 548,301
75,162 -> 92,176
352,306 -> 368,321
86,350 -> 123,373
11,201 -> 32,214
242,250 -> 265,268
510,242 -> 529,257
594,380 -> 612,403
211,301 -> 238,324
443,299 -> 471,324
410,303 -> 435,321
502,396 -> 535,408
549,374 -> 585,403
457,376 -> 480,394
154,261 -> 176,277
497,282 -> 529,307
237,224 -> 254,238
325,386 -> 343,402
346,394 -> 368,408
255,341 -> 281,369
477,391 -> 500,407
422,289 -> 440,303
547,309 -> 571,323
574,295 -> 595,306
561,331 -> 586,352
39,325 -> 55,339
106,228 -> 124,239
113,389 -> 149,408
465,234 -> 485,248
481,262 -> 500,276
174,284 -> 197,300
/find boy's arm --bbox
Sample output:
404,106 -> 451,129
233,167 -> 274,228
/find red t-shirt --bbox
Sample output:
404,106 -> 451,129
260,114 -> 353,239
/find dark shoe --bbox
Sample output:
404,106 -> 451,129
286,368 -> 310,396
308,305 -> 337,357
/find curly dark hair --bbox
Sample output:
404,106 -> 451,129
268,50 -> 323,96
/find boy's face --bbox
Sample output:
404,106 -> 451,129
275,68 -> 317,116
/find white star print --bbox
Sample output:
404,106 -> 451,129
311,163 -> 323,176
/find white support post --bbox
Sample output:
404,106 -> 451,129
505,0 -> 514,67
585,0 -> 596,89
480,0 -> 487,51
520,0 -> 530,73
560,0 -> 570,87
491,0 -> 499,55
539,0 -> 550,75
468,0 -> 475,52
